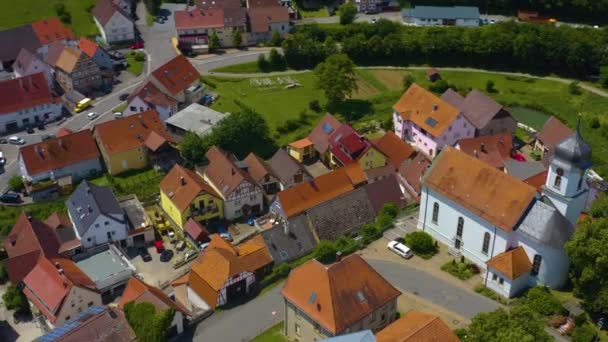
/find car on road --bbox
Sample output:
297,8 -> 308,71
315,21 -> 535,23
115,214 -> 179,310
74,98 -> 93,113
41,134 -> 56,141
25,125 -> 34,134
387,240 -> 413,259
119,93 -> 129,101
8,136 -> 25,145
87,112 -> 99,120
130,41 -> 144,49
113,112 -> 124,118
160,249 -> 174,262
139,247 -> 152,262
0,138 -> 7,144
0,193 -> 22,204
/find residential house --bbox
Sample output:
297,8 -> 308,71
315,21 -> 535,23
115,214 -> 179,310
22,257 -> 102,328
417,125 -> 591,297
172,234 -> 273,312
426,67 -> 440,82
160,164 -> 224,230
397,152 -> 431,199
113,0 -> 133,13
259,214 -> 317,264
202,146 -> 264,220
363,175 -> 407,215
45,212 -> 82,256
534,116 -> 572,161
282,254 -> 401,340
0,72 -> 62,133
35,306 -> 136,342
455,133 -> 513,170
78,37 -> 113,71
375,310 -> 460,342
365,165 -> 395,184
165,103 -> 227,137
246,6 -> 290,43
45,43 -> 103,94
124,81 -> 179,121
321,330 -> 375,342
371,131 -> 415,168
93,110 -> 178,175
0,17 -> 74,68
288,113 -> 341,164
174,4 -> 247,49
393,83 -> 474,158
243,152 -> 281,195
402,6 -> 480,26
92,0 -> 135,44
67,180 -> 128,249
75,244 -> 136,296
352,0 -> 382,13
441,89 -> 517,136
18,129 -> 102,184
268,148 -> 312,190
12,48 -> 53,89
148,54 -> 203,105
118,276 -> 189,334
184,218 -> 210,243
327,124 -> 388,171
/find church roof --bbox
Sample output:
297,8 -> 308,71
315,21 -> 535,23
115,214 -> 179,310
553,119 -> 592,170
486,246 -> 532,280
516,197 -> 574,248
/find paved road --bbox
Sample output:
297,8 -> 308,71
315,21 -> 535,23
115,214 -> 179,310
186,258 -> 499,341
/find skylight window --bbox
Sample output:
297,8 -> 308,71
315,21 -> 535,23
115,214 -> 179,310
425,117 -> 438,127
356,290 -> 366,303
308,292 -> 317,304
322,122 -> 334,135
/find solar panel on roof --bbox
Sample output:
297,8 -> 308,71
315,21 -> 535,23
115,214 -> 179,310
322,122 -> 334,135
39,306 -> 107,342
425,117 -> 438,127
308,291 -> 317,304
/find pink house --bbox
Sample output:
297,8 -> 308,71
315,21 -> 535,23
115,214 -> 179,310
393,84 -> 474,158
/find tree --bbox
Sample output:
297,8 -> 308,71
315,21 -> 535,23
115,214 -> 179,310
565,194 -> 608,315
270,30 -> 282,47
8,176 -> 24,192
464,306 -> 552,342
569,81 -> 582,95
3,283 -> 28,312
314,240 -> 337,264
232,29 -> 243,48
257,54 -> 270,72
144,0 -> 162,15
268,48 -> 286,71
523,286 -> 566,316
405,231 -> 436,255
339,2 -> 357,25
572,323 -> 598,342
600,66 -> 608,88
54,3 -> 71,24
209,31 -> 221,52
124,301 -> 175,342
314,54 -> 357,106
0,263 -> 7,284
486,80 -> 496,93
178,132 -> 209,166
403,74 -> 415,90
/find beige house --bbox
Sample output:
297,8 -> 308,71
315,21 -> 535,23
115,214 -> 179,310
281,254 -> 401,340
45,43 -> 103,94
148,55 -> 203,105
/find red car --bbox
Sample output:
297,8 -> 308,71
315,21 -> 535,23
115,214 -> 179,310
154,240 -> 165,253
130,41 -> 144,49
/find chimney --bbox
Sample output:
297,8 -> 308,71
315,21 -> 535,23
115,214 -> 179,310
473,149 -> 478,157
480,143 -> 486,153
432,104 -> 438,111
336,251 -> 342,262
180,176 -> 186,186
54,261 -> 60,269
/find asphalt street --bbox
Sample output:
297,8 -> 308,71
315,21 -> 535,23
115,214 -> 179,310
186,258 -> 499,341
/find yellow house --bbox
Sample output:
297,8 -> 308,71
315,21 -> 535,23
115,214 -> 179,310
160,164 -> 224,230
287,137 -> 316,164
93,110 -> 176,175
327,124 -> 388,171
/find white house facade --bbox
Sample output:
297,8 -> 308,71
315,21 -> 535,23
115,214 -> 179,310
215,180 -> 264,220
93,0 -> 135,44
417,127 -> 590,298
124,96 -> 177,121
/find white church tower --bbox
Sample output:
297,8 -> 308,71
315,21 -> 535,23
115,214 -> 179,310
542,118 -> 592,225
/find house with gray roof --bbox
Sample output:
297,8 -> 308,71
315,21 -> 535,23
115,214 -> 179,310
67,180 -> 129,249
268,148 -> 312,190
260,214 -> 317,264
503,160 -> 546,180
402,6 -> 480,27
165,103 -> 227,137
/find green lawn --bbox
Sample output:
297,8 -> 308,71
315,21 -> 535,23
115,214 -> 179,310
0,0 -> 98,37
90,168 -> 164,203
252,322 -> 287,342
211,61 -> 262,74
0,198 -> 67,236
507,106 -> 550,130
126,52 -> 145,76
298,7 -> 329,18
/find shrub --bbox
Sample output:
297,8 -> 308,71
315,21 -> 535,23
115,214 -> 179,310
589,116 -> 601,129
468,263 -> 480,274
314,240 -> 337,264
405,231 -> 438,259
524,286 -> 566,316
8,176 -> 24,192
428,80 -> 450,94
531,151 -> 541,161
134,52 -> 146,62
381,203 -> 399,219
270,30 -> 282,47
257,54 -> 270,72
441,260 -> 475,280
486,80 -> 496,93
0,264 -> 7,284
572,323 -> 598,342
402,74 -> 415,90
309,100 -> 321,112
3,283 -> 28,311
474,284 -> 508,304
569,81 -> 582,95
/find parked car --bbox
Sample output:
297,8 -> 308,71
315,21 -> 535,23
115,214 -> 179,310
37,122 -> 45,130
0,192 -> 21,204
0,152 -> 5,165
25,125 -> 34,134
87,112 -> 99,120
167,231 -> 177,244
387,241 -> 413,259
74,98 -> 93,113
154,240 -> 165,253
0,138 -> 7,144
119,93 -> 129,101
139,247 -> 152,262
199,242 -> 210,251
8,136 -> 25,145
41,134 -> 56,141
113,112 -> 123,118
160,249 -> 174,262
220,232 -> 233,242
130,41 -> 144,49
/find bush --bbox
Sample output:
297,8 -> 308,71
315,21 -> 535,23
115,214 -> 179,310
381,203 -> 399,219
531,151 -> 541,161
257,54 -> 270,72
589,116 -> 601,129
403,74 -> 415,90
524,286 -> 566,316
405,231 -> 437,256
572,323 -> 598,342
0,264 -> 7,284
3,283 -> 28,311
442,260 -> 475,280
8,176 -> 24,192
133,52 -> 146,62
428,80 -> 450,94
569,81 -> 582,95
474,284 -> 508,304
314,240 -> 337,264
486,80 -> 496,93
268,48 -> 287,71
271,30 -> 282,47
309,100 -> 321,112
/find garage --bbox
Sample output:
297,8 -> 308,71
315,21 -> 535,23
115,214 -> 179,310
5,121 -> 18,133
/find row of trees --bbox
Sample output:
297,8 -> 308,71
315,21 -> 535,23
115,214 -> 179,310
282,20 -> 606,78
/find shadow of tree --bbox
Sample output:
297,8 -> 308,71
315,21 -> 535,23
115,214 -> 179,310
328,99 -> 373,122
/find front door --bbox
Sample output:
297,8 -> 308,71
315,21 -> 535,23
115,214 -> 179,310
454,238 -> 461,249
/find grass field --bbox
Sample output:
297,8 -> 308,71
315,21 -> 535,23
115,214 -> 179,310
507,106 -> 550,130
0,0 -> 98,37
126,51 -> 145,76
211,61 -> 262,74
251,322 -> 286,342
0,198 -> 67,235
298,7 -> 330,18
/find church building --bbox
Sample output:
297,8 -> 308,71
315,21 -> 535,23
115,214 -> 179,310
417,123 -> 591,298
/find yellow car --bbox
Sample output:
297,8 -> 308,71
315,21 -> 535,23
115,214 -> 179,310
74,98 -> 93,113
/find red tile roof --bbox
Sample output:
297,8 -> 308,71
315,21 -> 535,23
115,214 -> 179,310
524,170 -> 548,191
398,153 -> 431,196
204,146 -> 260,198
19,129 -> 100,177
22,257 -> 71,322
151,55 -> 201,96
536,116 -> 572,152
128,80 -> 178,109
376,310 -> 460,342
457,133 -> 513,169
118,276 -> 188,314
160,164 -> 221,212
0,72 -> 55,114
56,127 -> 74,137
328,125 -> 372,166
486,246 -> 532,280
282,254 -> 401,335
93,0 -> 130,26
372,131 -> 415,168
78,37 -> 99,58
247,6 -> 289,33
175,7 -> 226,30
30,17 -> 74,45
244,152 -> 275,183
184,218 -> 209,241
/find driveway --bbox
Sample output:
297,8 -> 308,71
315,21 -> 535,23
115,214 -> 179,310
136,2 -> 182,70
185,256 -> 499,341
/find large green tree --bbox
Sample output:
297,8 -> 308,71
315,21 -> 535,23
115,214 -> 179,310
339,2 -> 357,25
565,193 -> 608,314
313,54 -> 357,106
462,306 -> 552,342
209,31 -> 221,52
124,302 -> 175,342
3,283 -> 28,311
